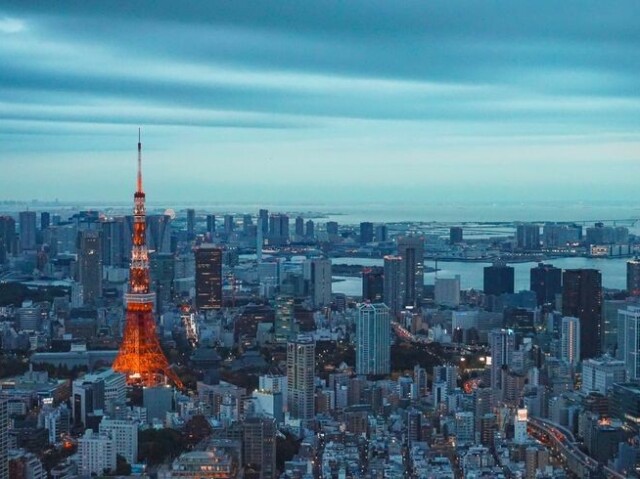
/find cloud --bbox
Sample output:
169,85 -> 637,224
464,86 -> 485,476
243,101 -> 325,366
0,2 -> 639,202
0,15 -> 25,34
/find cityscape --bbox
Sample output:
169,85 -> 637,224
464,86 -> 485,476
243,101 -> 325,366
2,2 -> 640,479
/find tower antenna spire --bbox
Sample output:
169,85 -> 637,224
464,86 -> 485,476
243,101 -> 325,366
137,128 -> 143,193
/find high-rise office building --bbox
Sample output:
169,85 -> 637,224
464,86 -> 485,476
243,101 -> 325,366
560,316 -> 580,366
355,303 -> 391,376
326,221 -> 339,238
516,224 -> 540,250
101,217 -> 126,267
268,214 -> 289,246
206,214 -> 216,238
562,269 -> 602,360
383,255 -> 404,316
514,408 -> 528,445
449,226 -> 463,245
543,223 -> 582,248
489,328 -> 515,391
530,263 -> 562,306
304,258 -> 332,307
305,220 -> 315,239
78,430 -> 116,476
483,263 -> 514,296
195,245 -> 223,310
397,236 -> 424,307
362,267 -> 384,302
72,377 -> 105,427
243,214 -> 253,234
295,216 -> 304,238
274,295 -> 295,343
287,335 -> 315,424
582,356 -> 626,395
150,253 -> 175,305
19,211 -> 37,251
243,417 -> 276,479
78,230 -> 102,305
618,306 -> 640,381
146,214 -> 172,254
0,216 -> 16,263
455,411 -> 475,444
375,224 -> 388,242
223,214 -> 235,237
186,208 -> 196,240
434,276 -> 461,307
433,365 -> 459,392
359,222 -> 374,244
99,419 -> 138,466
40,212 -> 50,231
525,446 -> 549,479
259,209 -> 269,235
628,259 -> 640,296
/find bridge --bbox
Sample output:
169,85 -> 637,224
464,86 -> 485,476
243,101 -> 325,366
528,417 -> 625,479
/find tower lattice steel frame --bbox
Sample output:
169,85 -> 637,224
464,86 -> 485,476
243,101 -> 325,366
112,131 -> 183,388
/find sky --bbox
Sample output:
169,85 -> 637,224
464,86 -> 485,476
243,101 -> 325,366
0,1 -> 639,205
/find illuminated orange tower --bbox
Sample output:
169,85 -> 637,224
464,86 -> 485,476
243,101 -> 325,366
113,131 -> 183,388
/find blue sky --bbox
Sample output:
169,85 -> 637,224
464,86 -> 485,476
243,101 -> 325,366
0,1 -> 639,204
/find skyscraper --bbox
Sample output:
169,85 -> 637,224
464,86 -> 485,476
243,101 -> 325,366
19,211 -> 37,251
530,263 -> 562,306
362,267 -> 384,302
150,252 -> 175,306
562,269 -> 602,360
305,220 -> 315,240
0,216 -> 16,263
483,263 -> 514,296
359,222 -> 374,244
287,335 -> 315,424
449,226 -> 463,245
186,208 -> 196,240
224,214 -> 235,237
268,214 -> 289,246
259,209 -> 269,235
146,214 -> 172,253
78,230 -> 102,305
326,221 -> 339,238
195,245 -> 223,310
355,303 -> 391,376
206,214 -> 216,238
99,419 -> 138,466
274,295 -> 295,343
560,316 -> 580,366
295,216 -> 304,238
489,328 -> 515,391
397,236 -> 424,307
627,258 -> 640,296
243,416 -> 277,479
618,306 -> 640,381
40,212 -> 50,231
375,224 -> 388,242
304,258 -> 332,307
383,255 -> 404,316
101,217 -> 126,267
516,224 -> 540,250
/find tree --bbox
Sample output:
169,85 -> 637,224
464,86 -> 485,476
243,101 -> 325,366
276,432 -> 301,472
138,428 -> 186,465
184,415 -> 212,447
115,454 -> 131,475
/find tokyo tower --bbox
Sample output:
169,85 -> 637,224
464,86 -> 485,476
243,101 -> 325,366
112,131 -> 183,389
